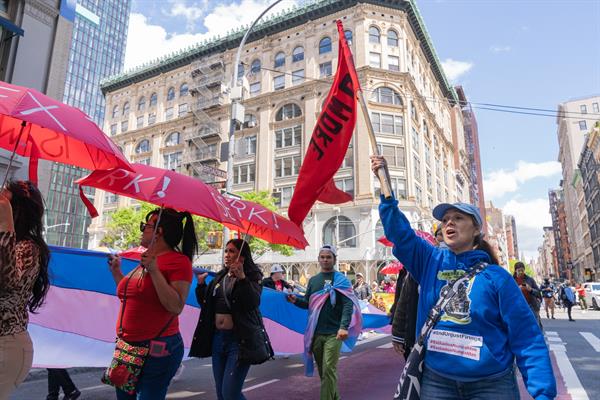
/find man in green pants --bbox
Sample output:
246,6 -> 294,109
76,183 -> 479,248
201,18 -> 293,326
287,245 -> 354,400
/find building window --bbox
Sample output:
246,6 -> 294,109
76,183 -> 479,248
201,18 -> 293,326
237,135 -> 257,155
234,163 -> 256,184
372,112 -> 404,136
164,131 -> 181,147
163,152 -> 182,171
593,102 -> 599,113
319,61 -> 332,77
110,124 -> 117,135
150,93 -> 158,107
250,59 -> 261,74
276,103 -> 302,121
274,52 -> 285,68
342,144 -> 354,168
138,97 -> 146,111
410,101 -> 417,120
344,30 -> 352,45
323,216 -> 356,248
250,82 -> 261,96
335,178 -> 354,197
122,102 -> 130,116
274,155 -> 300,177
369,52 -> 381,68
148,112 -> 156,125
375,177 -> 407,199
121,120 -> 128,133
424,143 -> 431,164
388,55 -> 400,71
273,74 -> 285,90
369,26 -> 380,44
112,105 -> 118,119
292,46 -> 304,62
104,192 -> 118,204
426,169 -> 432,191
178,103 -> 188,117
135,139 -> 151,154
371,87 -> 403,105
413,155 -> 421,181
378,144 -> 406,167
580,104 -> 587,114
237,63 -> 244,79
138,158 -> 151,166
292,69 -> 305,85
415,184 -> 423,204
167,87 -> 175,101
319,37 -> 332,54
243,114 -> 258,129
165,107 -> 174,120
579,120 -> 587,131
180,83 -> 189,97
274,186 -> 294,207
275,125 -> 302,148
411,127 -> 419,149
136,116 -> 144,129
387,29 -> 399,47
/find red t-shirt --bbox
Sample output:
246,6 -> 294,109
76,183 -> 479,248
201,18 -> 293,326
116,251 -> 192,342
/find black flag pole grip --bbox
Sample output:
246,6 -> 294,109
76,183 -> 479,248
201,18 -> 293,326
357,90 -> 393,200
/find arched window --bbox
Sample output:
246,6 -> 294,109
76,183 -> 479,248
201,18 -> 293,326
237,63 -> 245,79
164,131 -> 181,147
369,26 -> 380,44
370,87 -> 403,106
138,97 -> 146,111
122,102 -> 130,116
344,30 -> 353,45
250,59 -> 261,74
292,46 -> 304,62
180,83 -> 189,97
167,87 -> 175,101
274,52 -> 285,68
112,105 -> 119,119
319,37 -> 332,54
276,103 -> 302,121
135,139 -> 150,154
387,29 -> 399,47
323,216 -> 356,248
150,93 -> 157,107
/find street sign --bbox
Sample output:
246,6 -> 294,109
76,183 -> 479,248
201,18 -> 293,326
199,164 -> 227,179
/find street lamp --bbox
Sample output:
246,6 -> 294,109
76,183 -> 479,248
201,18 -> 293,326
223,0 -> 284,244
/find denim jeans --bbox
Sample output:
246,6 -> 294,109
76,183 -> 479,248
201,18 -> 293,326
421,366 -> 520,400
116,333 -> 184,400
211,329 -> 251,400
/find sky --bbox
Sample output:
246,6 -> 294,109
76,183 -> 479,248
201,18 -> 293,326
124,0 -> 600,260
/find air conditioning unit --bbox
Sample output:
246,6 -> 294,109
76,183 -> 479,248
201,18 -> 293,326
246,120 -> 257,128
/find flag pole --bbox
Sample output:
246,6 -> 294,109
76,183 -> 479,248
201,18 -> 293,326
356,90 -> 393,199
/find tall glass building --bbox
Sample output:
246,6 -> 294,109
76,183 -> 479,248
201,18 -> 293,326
44,0 -> 131,248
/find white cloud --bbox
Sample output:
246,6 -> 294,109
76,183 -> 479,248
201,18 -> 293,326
490,45 -> 511,53
441,58 -> 473,81
164,0 -> 209,32
501,198 -> 553,261
483,160 -> 562,199
124,0 -> 298,70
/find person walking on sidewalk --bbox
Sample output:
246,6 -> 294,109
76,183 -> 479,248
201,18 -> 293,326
513,262 -> 543,328
371,155 -> 556,400
46,369 -> 80,400
540,278 -> 556,319
560,281 -> 576,321
287,245 -> 362,400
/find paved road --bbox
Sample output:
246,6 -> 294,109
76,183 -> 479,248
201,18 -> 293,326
11,307 -> 599,399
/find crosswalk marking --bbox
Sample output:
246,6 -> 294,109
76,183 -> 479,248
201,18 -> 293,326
166,391 -> 206,399
545,331 -> 589,400
377,342 -> 394,349
545,331 -> 559,336
242,379 -> 280,392
580,332 -> 600,352
356,333 -> 390,346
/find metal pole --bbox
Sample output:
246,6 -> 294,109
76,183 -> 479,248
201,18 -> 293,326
224,0 -> 284,250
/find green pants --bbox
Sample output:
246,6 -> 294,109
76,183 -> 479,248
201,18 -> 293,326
311,334 -> 343,400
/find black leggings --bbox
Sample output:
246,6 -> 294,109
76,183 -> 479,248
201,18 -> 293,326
47,369 -> 76,397
565,301 -> 574,320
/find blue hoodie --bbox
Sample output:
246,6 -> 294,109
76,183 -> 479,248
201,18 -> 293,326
380,196 -> 556,400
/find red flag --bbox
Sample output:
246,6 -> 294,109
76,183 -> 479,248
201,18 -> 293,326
288,20 -> 360,227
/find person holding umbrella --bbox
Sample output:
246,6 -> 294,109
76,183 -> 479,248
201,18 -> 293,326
106,208 -> 197,399
0,181 -> 50,397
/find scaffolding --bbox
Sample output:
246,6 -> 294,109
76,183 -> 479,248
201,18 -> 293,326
185,57 -> 229,183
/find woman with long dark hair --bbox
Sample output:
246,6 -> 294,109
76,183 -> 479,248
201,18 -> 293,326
0,181 -> 50,397
371,156 -> 556,400
190,239 -> 268,400
106,207 -> 197,399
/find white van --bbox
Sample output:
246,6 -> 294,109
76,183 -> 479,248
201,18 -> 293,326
583,282 -> 600,309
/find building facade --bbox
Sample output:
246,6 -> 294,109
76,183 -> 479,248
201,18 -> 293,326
556,96 -> 600,281
504,214 -> 519,261
538,226 -> 557,279
548,188 -> 571,279
90,0 -> 470,283
44,0 -> 132,248
485,201 -> 509,267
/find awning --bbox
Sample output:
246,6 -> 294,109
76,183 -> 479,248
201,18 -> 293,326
0,16 -> 24,37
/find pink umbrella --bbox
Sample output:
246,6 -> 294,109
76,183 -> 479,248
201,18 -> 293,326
76,163 -> 244,229
119,246 -> 147,261
380,261 -> 404,275
0,81 -> 131,185
378,230 -> 436,247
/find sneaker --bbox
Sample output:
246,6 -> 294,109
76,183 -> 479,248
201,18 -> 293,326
569,319 -> 576,322
172,363 -> 185,381
64,389 -> 81,400
551,316 -> 555,319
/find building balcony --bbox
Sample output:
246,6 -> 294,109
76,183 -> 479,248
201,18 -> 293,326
184,148 -> 220,164
194,93 -> 227,110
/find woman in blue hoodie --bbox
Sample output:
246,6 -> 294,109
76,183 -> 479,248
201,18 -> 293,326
371,156 -> 556,400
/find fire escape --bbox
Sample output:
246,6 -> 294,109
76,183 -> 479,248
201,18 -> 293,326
185,57 -> 228,184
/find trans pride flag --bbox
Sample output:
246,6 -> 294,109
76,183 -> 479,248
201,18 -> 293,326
29,247 -> 389,368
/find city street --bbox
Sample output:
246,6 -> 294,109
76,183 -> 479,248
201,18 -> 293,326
11,307 -> 599,400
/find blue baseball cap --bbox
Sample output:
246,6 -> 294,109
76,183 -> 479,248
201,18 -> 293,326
433,203 -> 483,227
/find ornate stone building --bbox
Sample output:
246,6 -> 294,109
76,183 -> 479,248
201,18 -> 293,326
91,0 -> 471,283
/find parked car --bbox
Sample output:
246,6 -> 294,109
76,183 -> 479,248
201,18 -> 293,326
583,282 -> 600,310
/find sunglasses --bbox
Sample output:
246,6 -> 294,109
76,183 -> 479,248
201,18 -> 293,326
139,222 -> 155,232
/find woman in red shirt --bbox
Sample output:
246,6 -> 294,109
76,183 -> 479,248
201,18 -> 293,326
107,208 -> 197,399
